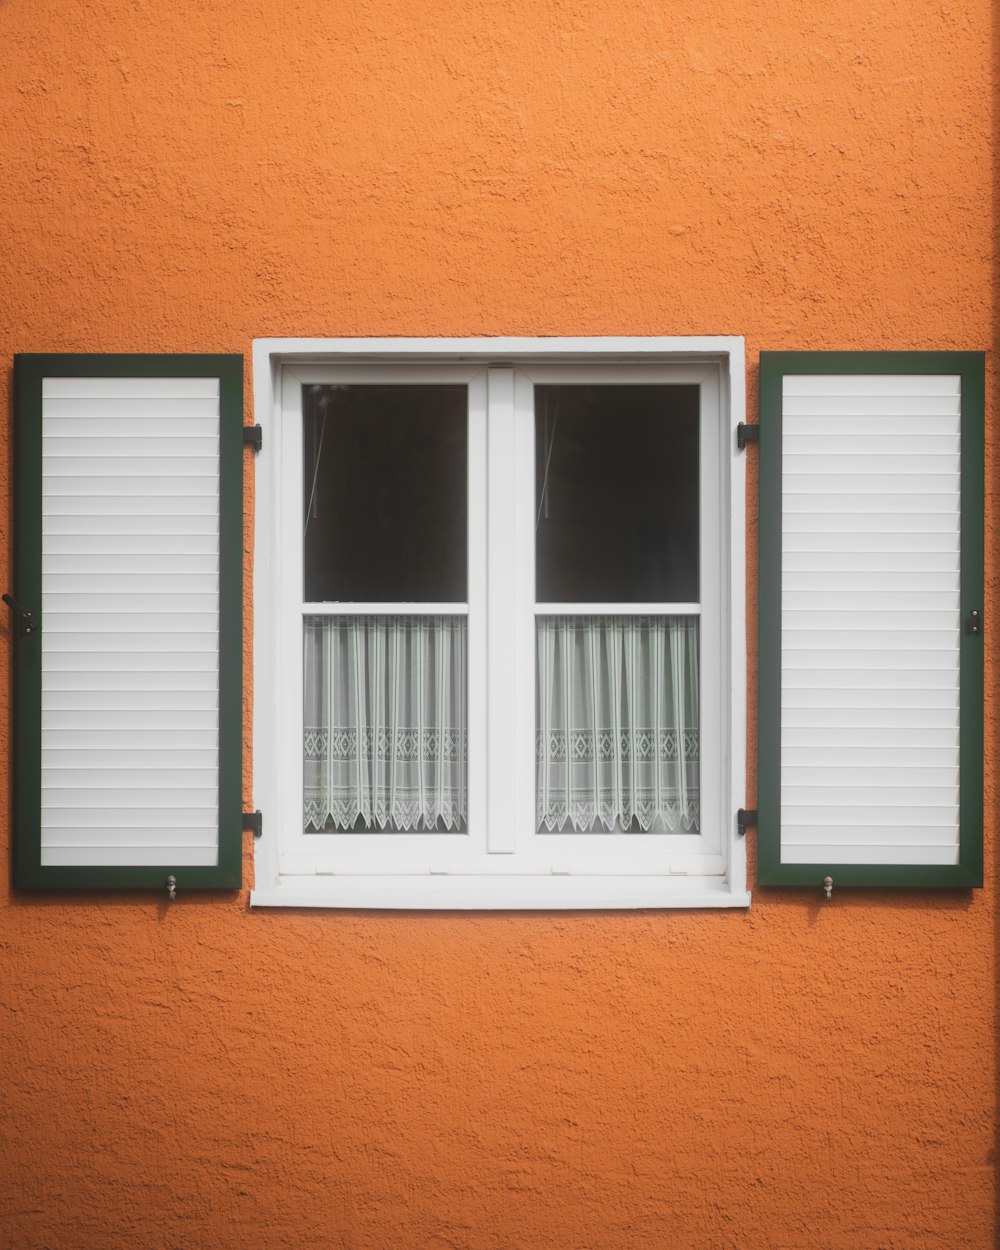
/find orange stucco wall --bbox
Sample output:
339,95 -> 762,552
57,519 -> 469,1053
1,2 -> 995,1248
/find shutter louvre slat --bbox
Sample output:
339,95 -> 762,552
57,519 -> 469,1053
41,847 -> 221,868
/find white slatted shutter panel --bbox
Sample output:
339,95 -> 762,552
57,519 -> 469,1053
758,353 -> 983,888
42,376 -> 220,866
782,374 -> 959,865
11,356 -> 243,889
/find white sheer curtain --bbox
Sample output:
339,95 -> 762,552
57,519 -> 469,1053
304,616 -> 467,832
536,616 -> 699,833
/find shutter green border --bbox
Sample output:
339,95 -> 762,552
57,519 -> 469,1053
10,354 -> 244,890
757,351 -> 984,888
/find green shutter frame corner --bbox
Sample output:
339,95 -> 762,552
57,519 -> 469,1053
10,354 -> 244,890
757,351 -> 984,888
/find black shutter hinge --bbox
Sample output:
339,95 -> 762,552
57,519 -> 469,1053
243,425 -> 263,452
243,810 -> 263,838
966,609 -> 982,635
737,808 -> 757,836
3,593 -> 37,636
736,423 -> 759,451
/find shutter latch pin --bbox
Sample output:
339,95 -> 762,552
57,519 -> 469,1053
2,593 -> 37,636
823,876 -> 833,901
166,875 -> 177,901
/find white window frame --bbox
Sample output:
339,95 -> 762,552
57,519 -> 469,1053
251,337 -> 748,909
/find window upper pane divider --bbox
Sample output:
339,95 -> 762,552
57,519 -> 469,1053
534,602 -> 701,615
302,602 -> 469,615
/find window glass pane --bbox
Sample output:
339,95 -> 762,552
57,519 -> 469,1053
536,615 -> 699,834
304,615 -> 467,833
304,384 -> 467,602
535,385 -> 699,602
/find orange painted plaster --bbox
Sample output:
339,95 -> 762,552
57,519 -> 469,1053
0,1 -> 995,1247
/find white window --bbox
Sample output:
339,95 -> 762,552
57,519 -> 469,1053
252,338 -> 747,908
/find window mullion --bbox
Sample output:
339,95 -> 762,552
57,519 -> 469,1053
485,367 -> 528,853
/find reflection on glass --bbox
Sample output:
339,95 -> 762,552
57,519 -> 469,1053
535,385 -> 699,602
304,384 -> 467,602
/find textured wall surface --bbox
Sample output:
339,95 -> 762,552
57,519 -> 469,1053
0,1 -> 995,1248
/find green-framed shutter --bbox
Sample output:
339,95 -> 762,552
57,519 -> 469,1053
758,351 -> 983,888
10,354 -> 243,890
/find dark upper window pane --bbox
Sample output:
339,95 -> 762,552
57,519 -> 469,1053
304,384 -> 467,602
535,385 -> 699,603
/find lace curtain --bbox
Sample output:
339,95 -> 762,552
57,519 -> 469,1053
536,616 -> 699,833
304,616 -> 467,832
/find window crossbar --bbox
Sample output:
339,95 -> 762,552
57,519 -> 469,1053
303,602 -> 470,616
534,603 -> 701,616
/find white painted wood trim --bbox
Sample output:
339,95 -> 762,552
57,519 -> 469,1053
695,368 -> 724,857
254,336 -> 745,365
534,603 -> 701,616
486,367 -> 519,853
249,345 -> 281,891
465,374 -> 489,853
304,603 -> 469,615
726,337 -> 748,897
251,878 -> 752,909
251,337 -> 749,907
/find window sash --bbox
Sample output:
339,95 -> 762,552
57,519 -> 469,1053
277,365 -> 488,862
516,365 -> 725,863
275,362 -> 728,875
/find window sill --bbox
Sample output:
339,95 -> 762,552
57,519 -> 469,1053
250,877 -> 752,910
